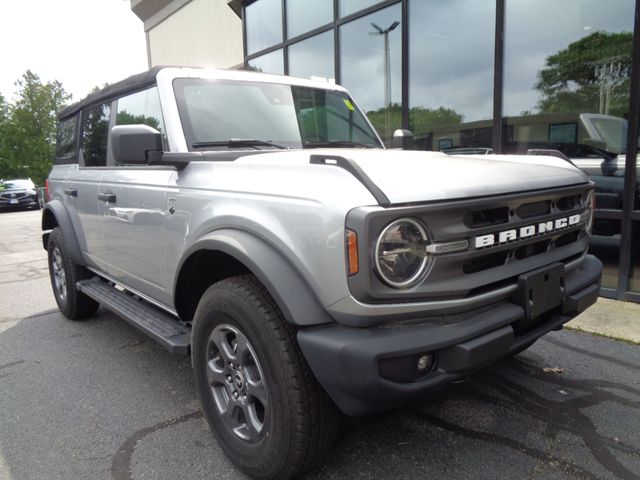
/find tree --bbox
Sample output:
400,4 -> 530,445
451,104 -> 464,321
0,93 -> 7,124
0,93 -> 9,177
365,104 -> 463,146
366,103 -> 402,144
535,31 -> 632,116
0,71 -> 71,185
408,106 -> 463,135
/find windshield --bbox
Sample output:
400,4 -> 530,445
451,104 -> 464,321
173,79 -> 382,150
588,116 -> 628,154
0,179 -> 35,190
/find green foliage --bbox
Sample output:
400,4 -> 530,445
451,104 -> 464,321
366,104 -> 402,144
82,105 -> 110,167
116,111 -> 160,130
408,106 -> 463,134
0,94 -> 8,172
535,31 -> 632,116
0,70 -> 70,185
365,104 -> 463,145
0,93 -> 7,124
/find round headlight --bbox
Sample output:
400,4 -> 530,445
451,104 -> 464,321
375,218 -> 429,288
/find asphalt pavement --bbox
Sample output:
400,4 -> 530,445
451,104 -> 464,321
1,210 -> 639,480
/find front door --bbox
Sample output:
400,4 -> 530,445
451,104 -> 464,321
99,168 -> 174,306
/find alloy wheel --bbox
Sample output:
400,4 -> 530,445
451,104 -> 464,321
51,246 -> 67,303
206,324 -> 269,442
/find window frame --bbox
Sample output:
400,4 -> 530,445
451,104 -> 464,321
79,101 -> 113,168
55,113 -> 80,165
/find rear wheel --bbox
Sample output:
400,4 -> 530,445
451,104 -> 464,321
47,227 -> 99,320
192,275 -> 339,480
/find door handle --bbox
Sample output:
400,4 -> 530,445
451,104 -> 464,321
97,192 -> 116,203
63,188 -> 77,197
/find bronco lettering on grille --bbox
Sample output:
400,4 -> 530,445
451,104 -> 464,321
474,214 -> 581,249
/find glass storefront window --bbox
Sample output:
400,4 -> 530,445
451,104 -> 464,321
288,31 -> 335,82
339,0 -> 380,18
247,49 -> 284,75
245,0 -> 283,55
631,222 -> 640,293
340,3 -> 401,145
409,0 -> 495,152
287,0 -> 333,39
504,0 -> 635,290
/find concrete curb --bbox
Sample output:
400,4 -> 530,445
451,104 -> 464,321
567,297 -> 640,345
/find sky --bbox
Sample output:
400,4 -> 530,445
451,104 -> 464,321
0,0 -> 147,104
335,0 -> 634,123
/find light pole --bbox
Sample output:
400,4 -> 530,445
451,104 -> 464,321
370,21 -> 400,143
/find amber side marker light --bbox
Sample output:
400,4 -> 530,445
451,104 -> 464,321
345,229 -> 359,276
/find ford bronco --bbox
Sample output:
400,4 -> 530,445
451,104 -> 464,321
43,67 -> 602,479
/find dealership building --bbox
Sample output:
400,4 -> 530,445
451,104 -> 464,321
131,0 -> 640,303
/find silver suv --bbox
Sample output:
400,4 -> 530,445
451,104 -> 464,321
43,67 -> 602,479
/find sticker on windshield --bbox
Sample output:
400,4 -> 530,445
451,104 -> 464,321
343,99 -> 355,111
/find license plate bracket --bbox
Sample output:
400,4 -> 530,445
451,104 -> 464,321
515,263 -> 564,321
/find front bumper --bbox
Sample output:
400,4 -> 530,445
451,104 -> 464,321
0,196 -> 39,209
298,254 -> 602,416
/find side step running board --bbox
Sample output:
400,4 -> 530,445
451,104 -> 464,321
77,277 -> 190,355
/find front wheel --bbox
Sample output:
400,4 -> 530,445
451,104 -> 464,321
47,227 -> 99,320
192,275 -> 339,480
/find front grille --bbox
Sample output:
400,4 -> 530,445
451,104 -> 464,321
465,206 -> 509,228
453,189 -> 588,278
514,239 -> 551,260
463,252 -> 509,274
0,192 -> 28,200
557,194 -> 581,211
346,184 -> 591,304
517,200 -> 550,219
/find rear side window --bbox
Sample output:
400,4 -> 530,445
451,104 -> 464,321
82,103 -> 111,167
56,115 -> 78,161
116,87 -> 166,148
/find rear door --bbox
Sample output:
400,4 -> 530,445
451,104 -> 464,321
64,102 -> 112,270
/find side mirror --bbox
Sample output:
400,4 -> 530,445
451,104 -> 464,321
392,129 -> 413,149
111,124 -> 163,165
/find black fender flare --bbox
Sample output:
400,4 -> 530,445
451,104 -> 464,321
175,229 -> 334,327
41,200 -> 86,265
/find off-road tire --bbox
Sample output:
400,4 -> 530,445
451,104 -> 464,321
192,275 -> 340,480
47,227 -> 99,320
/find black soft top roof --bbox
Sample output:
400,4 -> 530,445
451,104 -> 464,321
58,66 -> 166,120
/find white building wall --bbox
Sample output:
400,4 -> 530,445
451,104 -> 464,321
147,0 -> 243,68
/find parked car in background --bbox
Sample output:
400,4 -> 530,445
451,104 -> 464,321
0,178 -> 40,211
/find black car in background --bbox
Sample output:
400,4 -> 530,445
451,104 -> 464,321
0,179 -> 40,211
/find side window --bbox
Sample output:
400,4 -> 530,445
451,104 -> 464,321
116,87 -> 166,149
81,103 -> 111,167
56,115 -> 78,161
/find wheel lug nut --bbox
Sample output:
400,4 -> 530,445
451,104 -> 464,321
233,391 -> 239,399
226,375 -> 232,382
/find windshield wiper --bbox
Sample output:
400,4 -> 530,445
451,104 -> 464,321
303,140 -> 376,149
192,139 -> 290,150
